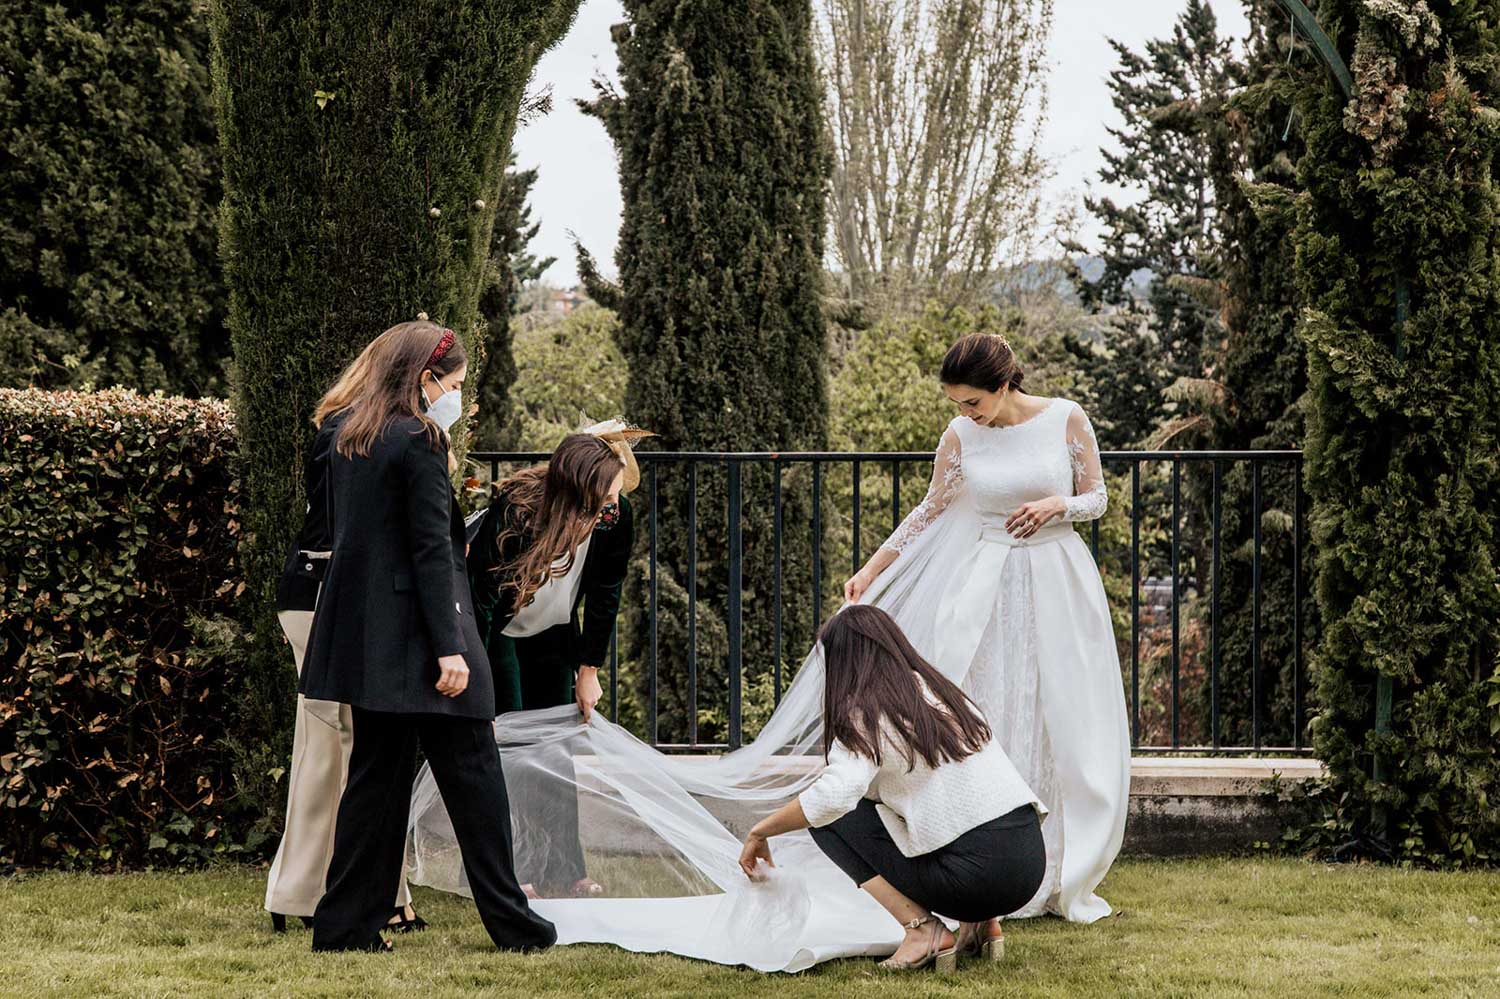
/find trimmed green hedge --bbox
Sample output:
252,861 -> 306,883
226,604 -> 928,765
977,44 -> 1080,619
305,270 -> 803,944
0,388 -> 262,868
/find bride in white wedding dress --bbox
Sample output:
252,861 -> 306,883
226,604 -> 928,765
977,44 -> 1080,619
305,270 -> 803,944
407,332 -> 1131,971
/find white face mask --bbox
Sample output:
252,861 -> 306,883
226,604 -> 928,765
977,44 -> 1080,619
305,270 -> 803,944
422,380 -> 463,433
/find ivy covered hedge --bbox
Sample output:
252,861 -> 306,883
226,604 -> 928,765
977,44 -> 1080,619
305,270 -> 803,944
1289,3 -> 1500,864
0,388 -> 266,868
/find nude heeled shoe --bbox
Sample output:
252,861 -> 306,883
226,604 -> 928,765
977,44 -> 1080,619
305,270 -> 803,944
956,918 -> 1005,962
878,915 -> 957,972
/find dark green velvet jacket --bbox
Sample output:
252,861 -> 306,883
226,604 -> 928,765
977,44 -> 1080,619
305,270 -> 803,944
465,489 -> 633,677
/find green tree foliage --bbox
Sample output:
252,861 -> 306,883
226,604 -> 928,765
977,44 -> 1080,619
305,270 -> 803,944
1182,1 -> 1313,751
1290,1 -> 1500,862
475,157 -> 557,450
0,1 -> 227,395
1116,2 -> 1314,751
578,0 -> 830,744
828,306 -> 966,453
1068,0 -> 1238,445
210,0 -> 582,803
1070,2 -> 1322,755
508,303 -> 627,452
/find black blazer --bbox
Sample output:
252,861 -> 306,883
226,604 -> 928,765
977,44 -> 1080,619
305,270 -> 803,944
299,413 -> 495,719
274,425 -> 335,614
466,489 -> 633,670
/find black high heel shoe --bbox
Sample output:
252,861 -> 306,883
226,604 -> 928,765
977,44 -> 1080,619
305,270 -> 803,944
388,907 -> 428,934
270,912 -> 315,933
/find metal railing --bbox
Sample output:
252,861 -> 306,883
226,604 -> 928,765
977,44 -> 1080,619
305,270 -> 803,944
472,449 -> 1309,757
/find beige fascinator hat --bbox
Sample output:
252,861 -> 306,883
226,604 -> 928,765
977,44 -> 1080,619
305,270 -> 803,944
581,418 -> 657,493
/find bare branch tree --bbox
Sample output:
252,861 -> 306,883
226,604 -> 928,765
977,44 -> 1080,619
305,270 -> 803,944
818,0 -> 1054,311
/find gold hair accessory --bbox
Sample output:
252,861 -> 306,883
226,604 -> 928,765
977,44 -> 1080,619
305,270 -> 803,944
580,418 -> 657,493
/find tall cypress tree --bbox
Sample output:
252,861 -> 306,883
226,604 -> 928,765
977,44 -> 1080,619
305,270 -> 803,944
1148,1 -> 1313,750
211,1 -> 581,809
578,1 -> 830,743
1197,1 -> 1313,751
1291,2 -> 1500,861
1075,2 -> 1326,752
1,1 -> 227,395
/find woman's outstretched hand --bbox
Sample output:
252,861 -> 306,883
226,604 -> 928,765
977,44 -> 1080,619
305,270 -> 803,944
843,569 -> 873,604
739,832 -> 774,881
844,549 -> 897,604
435,654 -> 470,697
576,665 -> 603,722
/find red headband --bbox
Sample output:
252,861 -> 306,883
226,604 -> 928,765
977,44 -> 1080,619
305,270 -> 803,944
426,329 -> 456,369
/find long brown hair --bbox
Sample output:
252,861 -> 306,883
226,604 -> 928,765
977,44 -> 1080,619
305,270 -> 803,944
495,434 -> 624,612
819,604 -> 991,770
313,321 -> 467,458
940,332 -> 1024,393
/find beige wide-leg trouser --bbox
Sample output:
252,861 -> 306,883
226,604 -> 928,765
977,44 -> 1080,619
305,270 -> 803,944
263,608 -> 412,917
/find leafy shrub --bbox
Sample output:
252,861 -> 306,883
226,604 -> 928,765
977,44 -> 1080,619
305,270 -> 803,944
0,388 -> 267,868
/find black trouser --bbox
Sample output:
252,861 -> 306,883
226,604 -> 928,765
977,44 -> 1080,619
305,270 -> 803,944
809,801 -> 1046,923
311,707 -> 557,952
495,632 -> 587,893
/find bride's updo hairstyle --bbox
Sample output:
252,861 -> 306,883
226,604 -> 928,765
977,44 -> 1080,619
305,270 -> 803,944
940,332 -> 1024,393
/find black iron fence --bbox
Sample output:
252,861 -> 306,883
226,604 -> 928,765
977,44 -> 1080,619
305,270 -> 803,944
471,449 -> 1310,757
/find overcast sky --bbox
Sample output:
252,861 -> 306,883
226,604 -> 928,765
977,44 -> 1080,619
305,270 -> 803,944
513,0 -> 1252,287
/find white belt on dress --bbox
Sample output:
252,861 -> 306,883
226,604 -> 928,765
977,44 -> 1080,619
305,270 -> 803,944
978,520 -> 1073,548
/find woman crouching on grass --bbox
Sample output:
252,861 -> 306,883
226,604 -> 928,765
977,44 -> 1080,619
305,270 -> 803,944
738,604 -> 1047,972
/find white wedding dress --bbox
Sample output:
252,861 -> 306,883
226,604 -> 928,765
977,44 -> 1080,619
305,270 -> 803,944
407,397 -> 1130,970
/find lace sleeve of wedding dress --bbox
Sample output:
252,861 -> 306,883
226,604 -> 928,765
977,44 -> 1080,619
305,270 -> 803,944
880,425 -> 963,554
1063,403 -> 1107,523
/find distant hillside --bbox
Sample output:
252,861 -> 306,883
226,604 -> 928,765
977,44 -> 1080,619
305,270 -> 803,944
996,255 -> 1153,306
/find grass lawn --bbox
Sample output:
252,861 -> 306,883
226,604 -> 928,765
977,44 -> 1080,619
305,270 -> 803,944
2,858 -> 1497,997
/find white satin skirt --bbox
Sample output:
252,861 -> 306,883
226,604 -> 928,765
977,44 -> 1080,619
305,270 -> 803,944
934,521 -> 1130,922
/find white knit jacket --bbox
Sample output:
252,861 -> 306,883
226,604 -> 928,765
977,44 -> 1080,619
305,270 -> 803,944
798,685 -> 1044,857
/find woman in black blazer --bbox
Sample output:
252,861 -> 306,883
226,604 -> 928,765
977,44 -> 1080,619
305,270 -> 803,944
263,419 -> 420,934
466,426 -> 643,897
299,320 -> 555,954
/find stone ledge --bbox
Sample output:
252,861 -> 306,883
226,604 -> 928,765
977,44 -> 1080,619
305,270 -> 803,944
1125,757 -> 1324,857
1129,756 -> 1325,797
